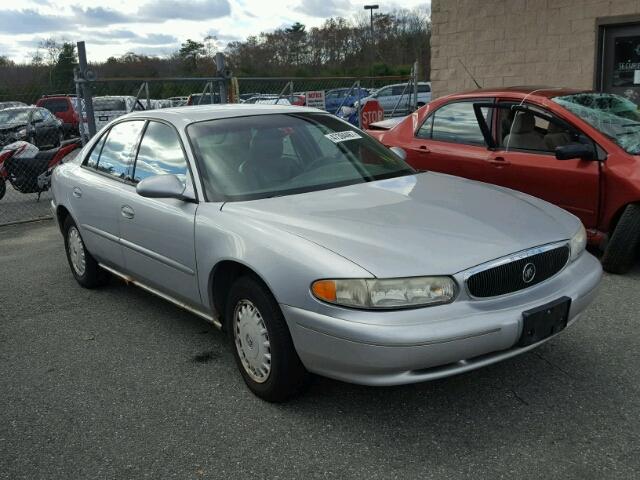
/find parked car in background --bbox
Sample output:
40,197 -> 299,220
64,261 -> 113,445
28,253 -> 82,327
324,87 -> 370,114
242,95 -> 292,105
368,87 -> 640,273
52,104 -> 600,401
187,93 -> 221,105
36,94 -> 82,137
150,99 -> 173,109
168,96 -> 188,107
93,96 -> 144,132
238,93 -> 261,102
0,107 -> 64,148
356,82 -> 431,116
0,101 -> 27,110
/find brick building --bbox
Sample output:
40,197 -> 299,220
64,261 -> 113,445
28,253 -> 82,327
430,0 -> 640,102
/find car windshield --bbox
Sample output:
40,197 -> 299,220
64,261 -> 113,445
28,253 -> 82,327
0,108 -> 30,124
187,113 -> 415,201
553,93 -> 640,154
93,98 -> 127,111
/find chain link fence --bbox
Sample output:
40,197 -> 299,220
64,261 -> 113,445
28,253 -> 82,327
1,46 -> 423,226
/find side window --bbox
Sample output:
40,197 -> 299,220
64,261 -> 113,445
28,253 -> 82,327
425,101 -> 488,145
392,86 -> 407,96
418,84 -> 431,93
376,87 -> 391,97
498,104 -> 577,153
133,121 -> 188,183
416,114 -> 434,139
95,120 -> 145,180
85,133 -> 108,169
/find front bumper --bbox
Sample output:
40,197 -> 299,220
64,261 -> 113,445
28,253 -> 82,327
282,252 -> 602,386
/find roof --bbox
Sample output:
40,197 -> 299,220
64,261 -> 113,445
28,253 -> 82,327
447,86 -> 591,100
125,104 -> 325,128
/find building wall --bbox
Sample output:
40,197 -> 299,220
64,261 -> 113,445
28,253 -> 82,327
430,0 -> 640,98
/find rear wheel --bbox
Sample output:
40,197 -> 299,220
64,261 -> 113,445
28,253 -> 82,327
226,275 -> 308,402
63,216 -> 108,288
602,204 -> 640,274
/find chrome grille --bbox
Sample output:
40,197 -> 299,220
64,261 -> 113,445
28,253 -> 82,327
466,244 -> 570,298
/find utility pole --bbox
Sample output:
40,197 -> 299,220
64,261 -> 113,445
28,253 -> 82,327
364,4 -> 379,86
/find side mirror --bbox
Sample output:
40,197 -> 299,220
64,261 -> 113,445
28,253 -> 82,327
389,146 -> 407,161
555,143 -> 596,161
136,174 -> 196,202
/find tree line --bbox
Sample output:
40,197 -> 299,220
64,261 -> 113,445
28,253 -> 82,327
0,7 -> 430,103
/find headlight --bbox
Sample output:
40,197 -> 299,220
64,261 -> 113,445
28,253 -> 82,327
570,224 -> 587,262
16,128 -> 27,137
311,276 -> 458,309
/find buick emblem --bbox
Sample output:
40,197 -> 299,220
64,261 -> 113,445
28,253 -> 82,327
522,263 -> 536,283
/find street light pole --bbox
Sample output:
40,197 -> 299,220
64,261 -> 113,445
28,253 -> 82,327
364,4 -> 379,85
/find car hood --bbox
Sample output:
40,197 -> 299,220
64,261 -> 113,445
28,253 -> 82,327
221,172 -> 579,277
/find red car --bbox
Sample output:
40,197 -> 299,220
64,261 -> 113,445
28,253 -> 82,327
36,95 -> 82,137
368,87 -> 640,273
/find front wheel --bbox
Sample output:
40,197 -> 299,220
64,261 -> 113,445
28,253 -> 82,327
602,204 -> 640,274
0,177 -> 5,200
226,276 -> 308,402
63,216 -> 108,288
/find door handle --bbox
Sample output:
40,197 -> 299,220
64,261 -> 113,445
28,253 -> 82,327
488,157 -> 510,166
417,145 -> 430,154
121,205 -> 135,219
72,187 -> 82,198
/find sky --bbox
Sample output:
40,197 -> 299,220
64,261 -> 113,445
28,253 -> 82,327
0,0 -> 430,63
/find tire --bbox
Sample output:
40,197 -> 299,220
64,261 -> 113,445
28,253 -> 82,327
63,216 -> 108,288
226,275 -> 308,402
0,178 -> 5,201
602,204 -> 640,274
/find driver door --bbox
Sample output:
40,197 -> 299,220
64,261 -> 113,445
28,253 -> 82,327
117,120 -> 201,306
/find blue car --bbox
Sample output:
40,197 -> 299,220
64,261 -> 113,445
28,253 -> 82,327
324,88 -> 370,114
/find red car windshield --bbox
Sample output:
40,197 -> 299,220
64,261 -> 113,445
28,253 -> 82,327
553,93 -> 640,154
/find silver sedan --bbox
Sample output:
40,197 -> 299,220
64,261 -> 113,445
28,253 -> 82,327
51,105 -> 602,401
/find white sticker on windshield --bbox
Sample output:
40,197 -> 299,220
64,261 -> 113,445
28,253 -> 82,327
324,131 -> 362,143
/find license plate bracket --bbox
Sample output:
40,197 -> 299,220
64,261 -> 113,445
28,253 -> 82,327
518,296 -> 571,347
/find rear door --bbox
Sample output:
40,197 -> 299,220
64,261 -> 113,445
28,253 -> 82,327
484,101 -> 600,227
117,120 -> 201,306
403,99 -> 497,183
70,120 -> 145,267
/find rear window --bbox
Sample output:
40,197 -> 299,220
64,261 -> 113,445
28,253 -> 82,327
40,99 -> 69,113
93,98 -> 127,111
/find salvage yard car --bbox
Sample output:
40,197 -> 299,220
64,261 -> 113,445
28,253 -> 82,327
51,104 -> 602,401
368,87 -> 640,273
0,106 -> 64,148
93,96 -> 144,132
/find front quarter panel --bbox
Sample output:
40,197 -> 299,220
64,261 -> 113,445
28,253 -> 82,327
194,203 -> 373,315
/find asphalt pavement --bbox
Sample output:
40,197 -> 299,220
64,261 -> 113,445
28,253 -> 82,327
1,220 -> 639,479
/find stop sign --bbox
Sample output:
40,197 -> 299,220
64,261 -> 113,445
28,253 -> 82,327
360,99 -> 384,129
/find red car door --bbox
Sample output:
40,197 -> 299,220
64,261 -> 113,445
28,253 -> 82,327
484,101 -> 600,228
404,100 -> 497,183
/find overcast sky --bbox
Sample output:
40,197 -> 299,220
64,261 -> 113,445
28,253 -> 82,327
0,0 -> 430,63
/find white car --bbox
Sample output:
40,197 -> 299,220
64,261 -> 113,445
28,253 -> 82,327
92,96 -> 144,131
356,82 -> 432,117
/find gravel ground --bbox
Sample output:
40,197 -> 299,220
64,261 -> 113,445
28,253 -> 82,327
1,220 -> 639,480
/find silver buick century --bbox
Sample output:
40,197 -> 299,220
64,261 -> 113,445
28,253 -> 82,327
51,105 -> 602,401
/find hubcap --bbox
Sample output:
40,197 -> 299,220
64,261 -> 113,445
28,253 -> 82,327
233,299 -> 271,383
67,226 -> 86,276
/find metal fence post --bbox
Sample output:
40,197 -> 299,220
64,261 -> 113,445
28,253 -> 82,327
77,41 -> 96,138
216,53 -> 228,104
73,67 -> 87,145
